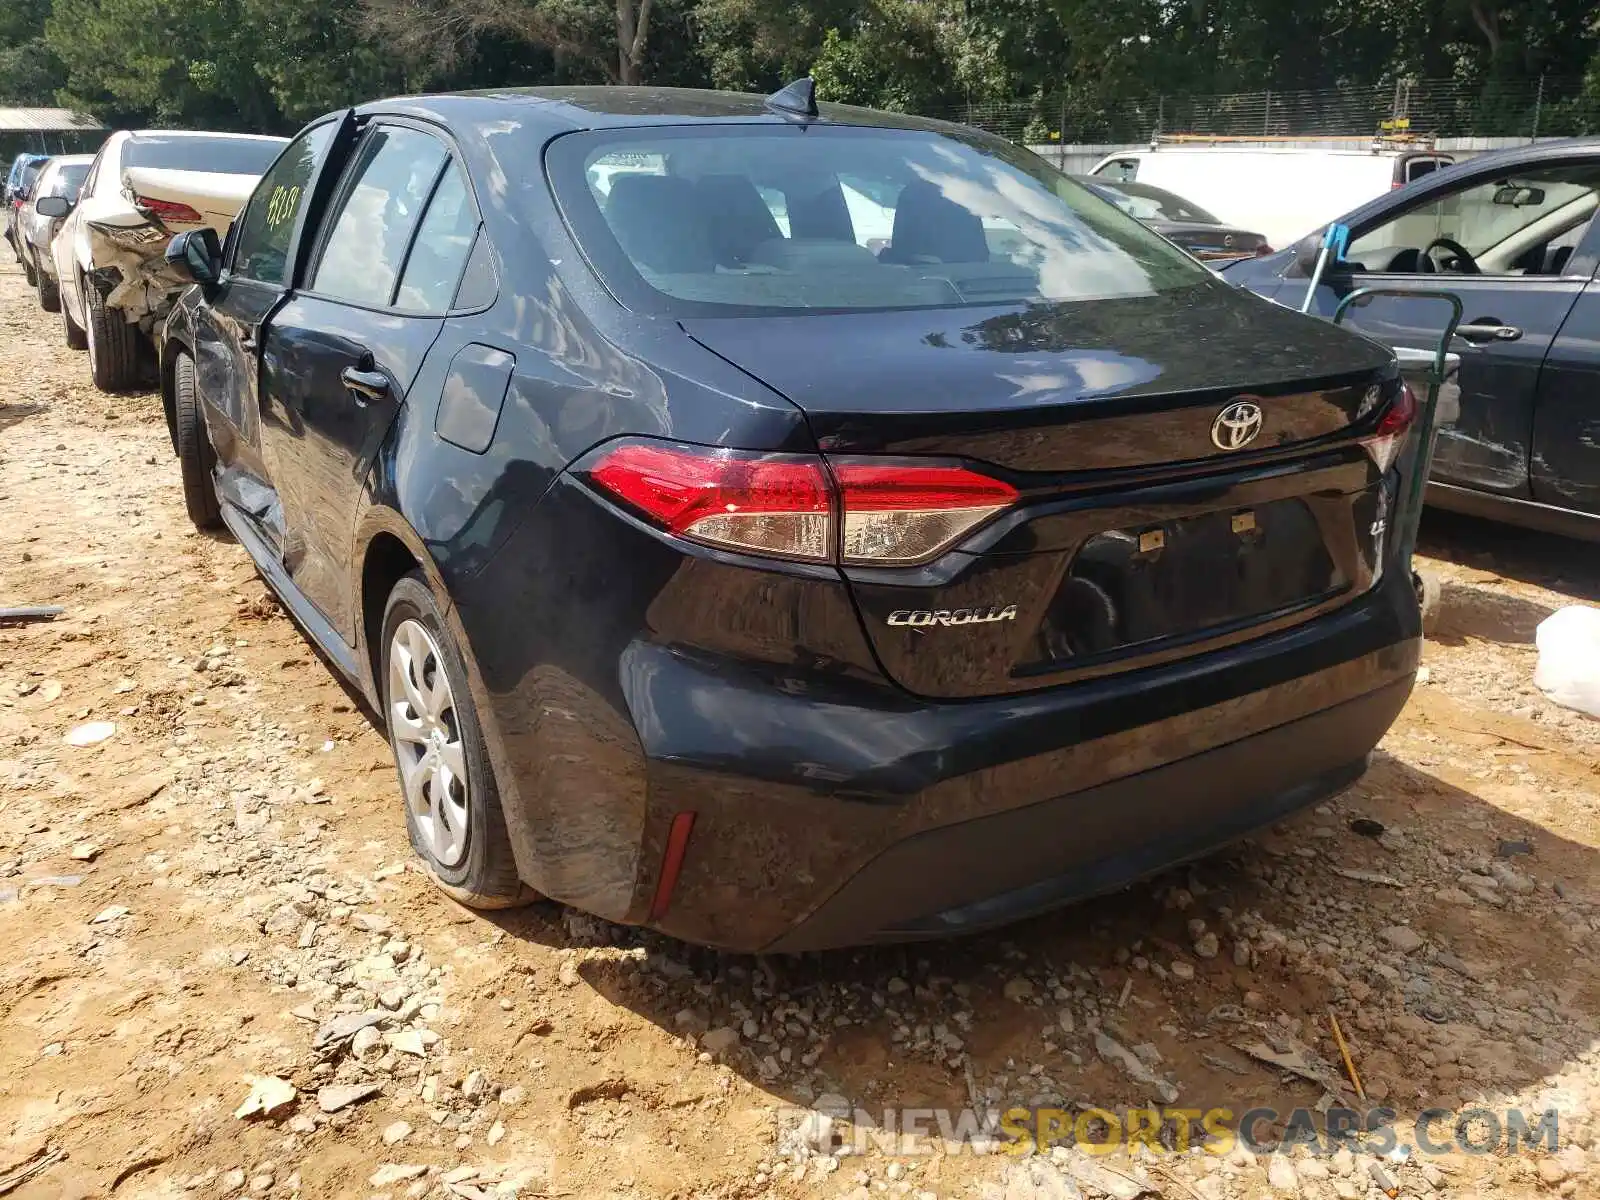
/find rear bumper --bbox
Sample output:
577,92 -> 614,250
471,544 -> 1418,951
768,678 -> 1403,951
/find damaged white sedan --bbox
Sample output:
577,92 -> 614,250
44,129 -> 286,391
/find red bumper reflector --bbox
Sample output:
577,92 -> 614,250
648,811 -> 697,920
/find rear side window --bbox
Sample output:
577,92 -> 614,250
231,123 -> 335,286
311,126 -> 449,307
546,127 -> 1204,315
395,161 -> 478,313
125,135 -> 284,175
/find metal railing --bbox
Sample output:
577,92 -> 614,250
929,77 -> 1600,147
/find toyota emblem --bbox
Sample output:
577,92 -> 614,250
1211,399 -> 1264,450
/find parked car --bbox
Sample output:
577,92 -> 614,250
43,129 -> 287,390
1222,138 -> 1600,541
19,154 -> 93,312
1092,143 -> 1454,254
4,152 -> 47,274
1075,176 -> 1271,259
160,84 -> 1423,952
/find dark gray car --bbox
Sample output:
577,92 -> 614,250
1077,176 -> 1272,259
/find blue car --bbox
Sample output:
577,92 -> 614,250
1222,137 -> 1600,541
4,152 -> 48,272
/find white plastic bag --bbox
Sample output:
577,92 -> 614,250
1533,605 -> 1600,719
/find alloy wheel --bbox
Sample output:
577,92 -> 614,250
388,618 -> 470,867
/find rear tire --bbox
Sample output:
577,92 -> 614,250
381,574 -> 534,910
34,251 -> 60,313
84,279 -> 140,391
173,352 -> 222,530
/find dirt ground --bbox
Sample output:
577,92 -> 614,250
0,258 -> 1597,1200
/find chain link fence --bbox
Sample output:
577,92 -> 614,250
930,77 -> 1600,148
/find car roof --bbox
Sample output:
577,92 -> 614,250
128,129 -> 288,142
356,86 -> 977,139
1431,136 -> 1600,173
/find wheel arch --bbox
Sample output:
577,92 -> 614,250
352,509 -> 454,707
352,507 -> 536,888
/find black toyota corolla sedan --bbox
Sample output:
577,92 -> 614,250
159,82 -> 1422,952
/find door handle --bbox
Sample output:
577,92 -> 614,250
1454,322 -> 1522,344
341,365 -> 390,404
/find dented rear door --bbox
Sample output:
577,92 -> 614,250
1321,276 -> 1586,497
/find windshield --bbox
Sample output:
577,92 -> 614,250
1086,179 -> 1219,225
41,162 -> 91,198
545,125 -> 1208,315
125,135 -> 285,176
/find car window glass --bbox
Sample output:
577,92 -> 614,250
231,123 -> 335,286
60,163 -> 91,198
452,230 -> 498,310
1348,162 -> 1600,276
312,127 -> 449,307
125,135 -> 284,175
1097,181 -> 1218,224
553,128 -> 1204,314
395,161 -> 477,312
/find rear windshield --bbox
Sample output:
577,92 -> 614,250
18,160 -> 43,191
125,135 -> 284,176
545,125 -> 1208,315
1087,179 -> 1219,225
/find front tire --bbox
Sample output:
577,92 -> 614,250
34,251 -> 60,313
381,574 -> 532,909
84,279 -> 140,391
21,251 -> 36,287
173,352 -> 221,530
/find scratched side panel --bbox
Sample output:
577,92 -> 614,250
1531,282 -> 1600,515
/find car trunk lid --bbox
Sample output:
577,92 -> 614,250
683,284 -> 1403,699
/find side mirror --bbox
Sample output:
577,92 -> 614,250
35,195 -> 72,218
166,227 -> 223,289
1292,233 -> 1324,277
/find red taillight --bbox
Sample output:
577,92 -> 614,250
134,194 -> 203,224
589,443 -> 832,561
585,441 -> 1018,566
832,461 -> 1019,565
1359,383 -> 1417,471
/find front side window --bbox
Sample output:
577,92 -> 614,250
231,123 -> 336,286
546,126 -> 1205,315
1347,162 -> 1600,276
311,126 -> 449,307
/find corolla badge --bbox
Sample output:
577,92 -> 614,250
888,606 -> 1019,628
1211,398 -> 1264,450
